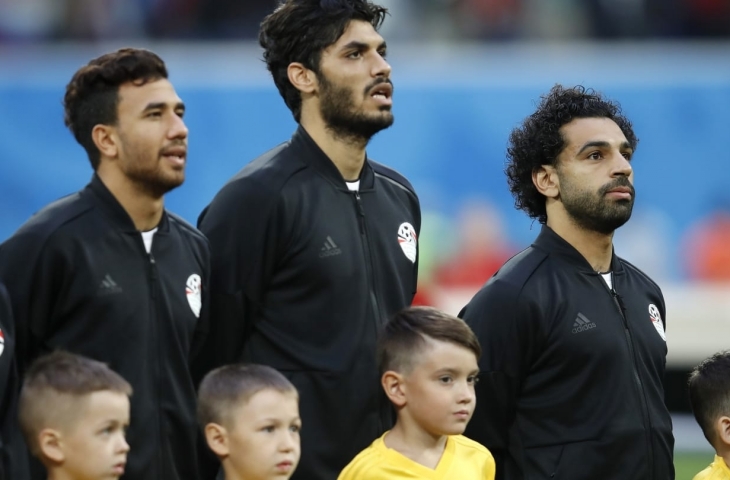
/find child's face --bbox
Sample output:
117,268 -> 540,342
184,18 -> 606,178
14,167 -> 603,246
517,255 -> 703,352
226,389 -> 301,480
402,338 -> 479,436
60,390 -> 130,479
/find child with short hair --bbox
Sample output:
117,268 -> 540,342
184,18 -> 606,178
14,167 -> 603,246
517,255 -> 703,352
689,351 -> 730,479
198,363 -> 301,480
338,306 -> 495,479
18,350 -> 132,480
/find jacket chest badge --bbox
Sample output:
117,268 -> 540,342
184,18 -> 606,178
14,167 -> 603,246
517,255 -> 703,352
648,304 -> 666,341
0,328 -> 4,357
186,274 -> 202,318
397,222 -> 418,263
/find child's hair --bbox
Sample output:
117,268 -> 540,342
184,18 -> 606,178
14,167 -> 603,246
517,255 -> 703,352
377,306 -> 481,375
19,350 -> 133,455
197,364 -> 298,429
689,351 -> 730,446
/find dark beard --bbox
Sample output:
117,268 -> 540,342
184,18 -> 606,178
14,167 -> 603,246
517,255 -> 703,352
562,176 -> 635,235
318,74 -> 394,144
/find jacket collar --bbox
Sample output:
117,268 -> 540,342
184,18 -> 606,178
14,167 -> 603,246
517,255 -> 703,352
533,225 -> 623,274
86,174 -> 169,234
290,125 -> 375,191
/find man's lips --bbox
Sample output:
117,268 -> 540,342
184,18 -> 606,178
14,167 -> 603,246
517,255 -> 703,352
606,186 -> 633,200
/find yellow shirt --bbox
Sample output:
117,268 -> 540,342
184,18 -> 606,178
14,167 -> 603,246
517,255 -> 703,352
338,433 -> 496,480
694,455 -> 730,480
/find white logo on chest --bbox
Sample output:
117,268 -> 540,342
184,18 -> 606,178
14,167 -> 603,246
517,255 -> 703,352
186,274 -> 202,318
0,328 -> 4,357
648,304 -> 666,341
397,222 -> 418,263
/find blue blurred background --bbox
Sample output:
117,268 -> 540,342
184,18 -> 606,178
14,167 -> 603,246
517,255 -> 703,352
1,0 -> 730,468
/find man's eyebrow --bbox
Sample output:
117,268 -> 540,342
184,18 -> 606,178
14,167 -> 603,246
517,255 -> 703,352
576,140 -> 632,154
340,40 -> 387,51
142,101 -> 185,112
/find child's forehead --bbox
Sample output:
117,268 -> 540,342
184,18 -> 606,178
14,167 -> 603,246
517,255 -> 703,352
409,337 -> 478,369
232,388 -> 299,415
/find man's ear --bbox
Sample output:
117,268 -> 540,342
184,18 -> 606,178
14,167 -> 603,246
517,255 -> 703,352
532,164 -> 560,199
382,371 -> 407,408
287,62 -> 317,94
204,423 -> 230,457
716,416 -> 730,447
91,124 -> 119,160
38,428 -> 64,464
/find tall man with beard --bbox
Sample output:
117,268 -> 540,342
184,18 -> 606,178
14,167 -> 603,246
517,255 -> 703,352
459,85 -> 674,480
0,48 -> 210,480
196,1 -> 420,479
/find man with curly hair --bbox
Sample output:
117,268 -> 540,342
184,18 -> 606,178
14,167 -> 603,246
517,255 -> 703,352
459,85 -> 674,479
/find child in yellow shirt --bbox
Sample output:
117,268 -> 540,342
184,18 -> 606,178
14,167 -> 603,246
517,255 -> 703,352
690,351 -> 730,480
339,306 -> 495,480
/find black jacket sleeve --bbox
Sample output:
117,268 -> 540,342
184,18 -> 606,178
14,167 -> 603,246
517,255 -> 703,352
0,283 -> 30,480
192,179 -> 283,383
0,228 -> 67,376
459,279 -> 545,480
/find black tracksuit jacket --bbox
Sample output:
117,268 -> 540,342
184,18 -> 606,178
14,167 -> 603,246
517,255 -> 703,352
0,175 -> 210,480
460,226 -> 674,480
196,126 -> 421,480
0,283 -> 29,480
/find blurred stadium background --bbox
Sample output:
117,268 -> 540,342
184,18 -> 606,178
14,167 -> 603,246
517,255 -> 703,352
1,0 -> 729,476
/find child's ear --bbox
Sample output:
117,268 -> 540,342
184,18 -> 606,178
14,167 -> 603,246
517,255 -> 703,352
205,423 -> 229,457
381,371 -> 407,408
38,428 -> 64,463
717,416 -> 730,446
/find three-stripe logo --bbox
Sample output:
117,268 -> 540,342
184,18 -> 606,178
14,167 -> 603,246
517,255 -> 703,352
572,312 -> 597,334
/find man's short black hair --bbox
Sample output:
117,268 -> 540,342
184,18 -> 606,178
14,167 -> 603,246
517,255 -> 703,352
259,0 -> 388,122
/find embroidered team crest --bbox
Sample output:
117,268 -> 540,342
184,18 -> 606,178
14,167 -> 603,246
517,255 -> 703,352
397,222 -> 418,263
185,274 -> 202,318
0,328 -> 4,357
648,304 -> 666,341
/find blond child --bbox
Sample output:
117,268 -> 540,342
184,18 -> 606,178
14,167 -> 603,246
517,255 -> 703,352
690,351 -> 730,479
339,306 -> 495,479
198,364 -> 301,480
18,351 -> 132,480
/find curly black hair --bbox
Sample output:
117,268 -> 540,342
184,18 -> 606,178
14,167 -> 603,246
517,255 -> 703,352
259,0 -> 388,122
64,48 -> 168,170
506,84 -> 638,224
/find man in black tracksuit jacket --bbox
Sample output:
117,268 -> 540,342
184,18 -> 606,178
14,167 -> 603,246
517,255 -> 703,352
0,283 -> 30,480
0,49 -> 209,480
460,85 -> 674,479
196,3 -> 419,479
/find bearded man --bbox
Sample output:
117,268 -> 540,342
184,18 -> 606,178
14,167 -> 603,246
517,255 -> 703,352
459,85 -> 675,480
194,2 -> 420,480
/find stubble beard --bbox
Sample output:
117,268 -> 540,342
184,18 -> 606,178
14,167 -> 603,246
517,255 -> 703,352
318,73 -> 394,146
120,137 -> 184,198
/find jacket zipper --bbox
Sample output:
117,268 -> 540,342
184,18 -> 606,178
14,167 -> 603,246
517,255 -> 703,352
352,191 -> 388,431
148,252 -> 163,479
606,274 -> 654,479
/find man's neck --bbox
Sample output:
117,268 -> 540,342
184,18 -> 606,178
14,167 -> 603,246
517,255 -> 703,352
384,418 -> 448,470
97,167 -> 164,232
546,210 -> 614,273
300,116 -> 366,182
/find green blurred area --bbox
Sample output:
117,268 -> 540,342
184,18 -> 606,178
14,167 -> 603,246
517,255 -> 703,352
676,452 -> 713,480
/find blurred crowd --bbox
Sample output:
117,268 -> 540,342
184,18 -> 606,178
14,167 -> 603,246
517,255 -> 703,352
1,0 -> 729,42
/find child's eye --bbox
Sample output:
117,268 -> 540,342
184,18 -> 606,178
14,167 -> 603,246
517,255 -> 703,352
290,425 -> 300,433
467,375 -> 479,385
262,426 -> 275,433
439,376 -> 453,384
